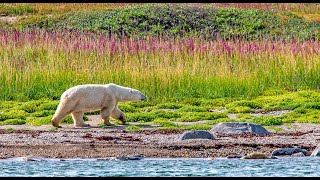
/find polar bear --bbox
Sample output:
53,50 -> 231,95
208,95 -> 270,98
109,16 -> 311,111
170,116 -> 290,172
51,83 -> 146,128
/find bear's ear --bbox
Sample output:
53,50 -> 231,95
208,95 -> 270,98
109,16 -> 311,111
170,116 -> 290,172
129,89 -> 133,94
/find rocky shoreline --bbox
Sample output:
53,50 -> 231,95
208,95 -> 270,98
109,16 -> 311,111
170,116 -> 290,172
0,122 -> 320,159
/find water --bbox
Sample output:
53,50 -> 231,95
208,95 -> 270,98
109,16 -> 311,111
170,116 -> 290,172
1,157 -> 320,177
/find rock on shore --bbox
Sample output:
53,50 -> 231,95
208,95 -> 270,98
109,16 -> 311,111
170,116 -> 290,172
271,148 -> 308,156
211,122 -> 270,136
178,130 -> 215,140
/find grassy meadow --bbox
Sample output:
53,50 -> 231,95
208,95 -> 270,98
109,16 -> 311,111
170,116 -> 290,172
0,3 -> 319,128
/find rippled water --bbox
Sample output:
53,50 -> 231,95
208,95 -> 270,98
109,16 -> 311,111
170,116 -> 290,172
1,157 -> 320,177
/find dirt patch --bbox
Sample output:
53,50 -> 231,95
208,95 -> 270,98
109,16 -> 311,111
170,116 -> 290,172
0,122 -> 319,159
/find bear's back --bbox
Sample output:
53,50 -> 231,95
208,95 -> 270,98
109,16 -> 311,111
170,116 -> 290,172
62,84 -> 112,99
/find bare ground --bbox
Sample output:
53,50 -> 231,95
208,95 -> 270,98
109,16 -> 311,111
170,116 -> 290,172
0,114 -> 320,159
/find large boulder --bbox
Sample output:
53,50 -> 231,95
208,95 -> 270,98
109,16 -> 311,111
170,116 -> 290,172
179,130 -> 215,140
272,148 -> 308,156
311,145 -> 320,157
211,122 -> 270,136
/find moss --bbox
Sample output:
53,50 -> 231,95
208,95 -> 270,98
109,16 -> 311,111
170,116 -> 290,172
227,106 -> 253,113
126,112 -> 156,122
176,105 -> 207,112
152,110 -> 182,119
126,110 -> 182,122
48,127 -> 59,131
152,118 -> 176,127
303,102 -> 320,110
4,128 -> 15,133
19,100 -> 43,113
0,110 -> 28,121
111,119 -> 126,125
265,125 -> 284,132
226,100 -> 262,109
124,125 -> 142,131
263,101 -> 302,111
38,101 -> 59,111
180,98 -> 204,106
118,104 -> 139,113
0,101 -> 23,110
237,113 -> 254,119
206,117 -> 236,125
61,115 -> 89,124
282,109 -> 320,123
247,116 -> 283,126
0,119 -> 26,125
26,116 -> 52,126
85,111 -> 100,115
184,124 -> 212,130
176,112 -> 227,122
155,103 -> 183,109
30,110 -> 56,117
127,101 -> 155,108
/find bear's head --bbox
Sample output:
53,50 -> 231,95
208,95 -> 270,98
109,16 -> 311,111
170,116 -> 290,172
128,89 -> 146,102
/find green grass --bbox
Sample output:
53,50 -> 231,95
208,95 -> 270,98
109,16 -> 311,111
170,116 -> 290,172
0,90 -> 319,127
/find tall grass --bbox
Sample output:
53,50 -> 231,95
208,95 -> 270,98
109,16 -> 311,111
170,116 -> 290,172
0,29 -> 319,102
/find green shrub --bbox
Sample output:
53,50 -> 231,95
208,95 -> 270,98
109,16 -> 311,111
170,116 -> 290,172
17,4 -> 320,40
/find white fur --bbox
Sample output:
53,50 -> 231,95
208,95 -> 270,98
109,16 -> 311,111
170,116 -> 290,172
51,83 -> 146,128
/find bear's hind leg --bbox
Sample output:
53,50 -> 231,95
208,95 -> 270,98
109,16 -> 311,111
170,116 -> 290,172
111,107 -> 126,124
71,111 -> 90,127
100,107 -> 113,126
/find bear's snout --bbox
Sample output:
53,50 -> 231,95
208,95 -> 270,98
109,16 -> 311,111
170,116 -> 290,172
140,94 -> 146,101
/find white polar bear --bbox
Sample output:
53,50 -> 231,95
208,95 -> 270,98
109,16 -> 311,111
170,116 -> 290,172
51,83 -> 146,128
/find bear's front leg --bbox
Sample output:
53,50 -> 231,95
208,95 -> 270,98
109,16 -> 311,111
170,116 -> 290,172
100,107 -> 113,126
111,107 -> 126,124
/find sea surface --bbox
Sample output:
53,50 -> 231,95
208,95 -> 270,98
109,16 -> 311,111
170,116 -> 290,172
1,157 -> 320,177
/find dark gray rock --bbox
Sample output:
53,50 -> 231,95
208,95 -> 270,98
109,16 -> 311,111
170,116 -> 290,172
179,130 -> 215,140
211,122 -> 270,136
272,148 -> 308,156
311,145 -> 320,157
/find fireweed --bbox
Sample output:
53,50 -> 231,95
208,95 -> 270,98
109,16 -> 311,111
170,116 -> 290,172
0,29 -> 319,101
